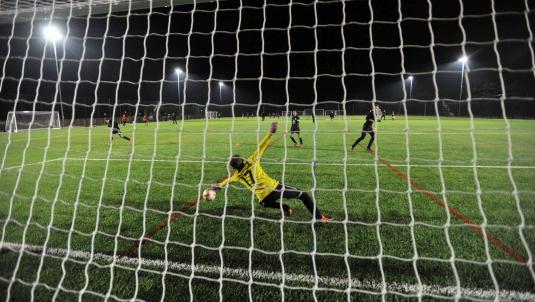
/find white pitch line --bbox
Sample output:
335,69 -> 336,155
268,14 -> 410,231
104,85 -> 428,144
9,157 -> 535,170
2,242 -> 534,301
1,158 -> 63,171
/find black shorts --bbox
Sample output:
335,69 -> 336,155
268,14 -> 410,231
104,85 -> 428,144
290,126 -> 300,134
261,184 -> 302,205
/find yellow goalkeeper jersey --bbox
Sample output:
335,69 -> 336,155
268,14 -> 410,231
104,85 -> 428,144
217,133 -> 279,201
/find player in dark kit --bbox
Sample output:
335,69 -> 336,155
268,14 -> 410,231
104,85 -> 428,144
211,122 -> 332,222
289,111 -> 303,147
106,118 -> 132,144
329,111 -> 335,120
351,106 -> 378,152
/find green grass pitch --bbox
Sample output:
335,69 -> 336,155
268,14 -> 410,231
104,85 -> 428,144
1,116 -> 534,301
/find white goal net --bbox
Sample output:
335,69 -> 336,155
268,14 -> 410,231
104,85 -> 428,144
0,0 -> 534,301
5,111 -> 61,132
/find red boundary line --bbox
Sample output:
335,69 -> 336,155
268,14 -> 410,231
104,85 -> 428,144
121,198 -> 199,257
358,145 -> 527,264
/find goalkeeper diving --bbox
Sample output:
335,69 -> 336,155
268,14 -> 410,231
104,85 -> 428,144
209,122 -> 333,222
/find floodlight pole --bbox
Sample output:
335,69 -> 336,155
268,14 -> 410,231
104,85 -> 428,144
176,72 -> 180,105
458,61 -> 465,117
409,77 -> 413,100
409,76 -> 413,107
403,76 -> 413,115
44,25 -> 65,124
175,68 -> 183,117
51,40 -> 65,123
219,82 -> 223,104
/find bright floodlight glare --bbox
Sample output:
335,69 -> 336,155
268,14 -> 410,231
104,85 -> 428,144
408,76 -> 414,80
43,25 -> 63,42
219,82 -> 224,87
175,68 -> 182,74
458,56 -> 468,63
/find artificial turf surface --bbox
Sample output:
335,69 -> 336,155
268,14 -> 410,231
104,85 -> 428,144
0,116 -> 534,301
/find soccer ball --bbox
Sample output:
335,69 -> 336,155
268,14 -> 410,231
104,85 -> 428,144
202,189 -> 216,201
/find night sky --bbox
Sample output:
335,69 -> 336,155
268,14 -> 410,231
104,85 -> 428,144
0,0 -> 534,119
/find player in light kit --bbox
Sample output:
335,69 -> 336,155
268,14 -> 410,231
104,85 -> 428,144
211,122 -> 332,222
351,105 -> 378,152
289,111 -> 303,147
106,118 -> 132,144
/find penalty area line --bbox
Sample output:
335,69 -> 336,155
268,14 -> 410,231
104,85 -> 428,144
17,157 -> 535,170
1,158 -> 63,171
359,145 -> 528,265
2,242 -> 534,301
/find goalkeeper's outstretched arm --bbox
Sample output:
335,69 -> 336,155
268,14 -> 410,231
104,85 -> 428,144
212,174 -> 236,191
250,122 -> 278,162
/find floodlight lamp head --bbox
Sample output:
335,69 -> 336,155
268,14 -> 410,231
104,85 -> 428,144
175,68 -> 182,74
458,56 -> 468,63
408,76 -> 413,81
43,25 -> 63,42
219,82 -> 224,87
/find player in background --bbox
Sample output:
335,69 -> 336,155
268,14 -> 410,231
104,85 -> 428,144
143,115 -> 149,126
171,113 -> 178,124
329,111 -> 335,120
351,105 -> 378,152
375,106 -> 382,123
210,122 -> 332,222
121,114 -> 128,126
106,118 -> 132,144
391,111 -> 396,120
289,111 -> 303,147
381,108 -> 386,121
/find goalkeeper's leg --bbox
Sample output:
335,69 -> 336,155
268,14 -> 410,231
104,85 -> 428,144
259,198 -> 292,217
262,185 -> 331,221
281,185 -> 324,219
